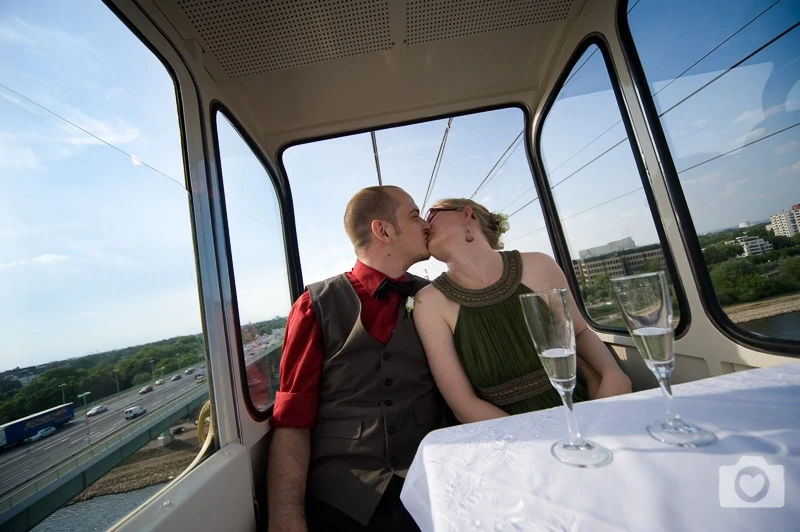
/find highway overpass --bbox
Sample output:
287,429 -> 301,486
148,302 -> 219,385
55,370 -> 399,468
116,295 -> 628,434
0,374 -> 209,531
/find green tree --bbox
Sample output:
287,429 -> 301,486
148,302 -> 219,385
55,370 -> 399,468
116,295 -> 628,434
703,243 -> 740,265
132,372 -> 152,386
778,258 -> 800,291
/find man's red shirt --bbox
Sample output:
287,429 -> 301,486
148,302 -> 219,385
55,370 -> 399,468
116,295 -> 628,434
271,261 -> 410,428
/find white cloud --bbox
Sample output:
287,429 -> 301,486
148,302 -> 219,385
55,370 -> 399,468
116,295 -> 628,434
32,254 -> 68,263
56,107 -> 139,147
732,103 -> 786,126
775,160 -> 800,176
0,259 -> 28,269
774,141 -> 799,155
0,16 -> 92,55
693,119 -> 708,127
682,170 -> 722,186
0,254 -> 69,269
722,178 -> 750,196
0,142 -> 38,169
732,109 -> 761,125
731,128 -> 764,147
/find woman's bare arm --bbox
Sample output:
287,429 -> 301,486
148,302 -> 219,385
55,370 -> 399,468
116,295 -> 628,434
413,286 -> 509,423
521,253 -> 631,399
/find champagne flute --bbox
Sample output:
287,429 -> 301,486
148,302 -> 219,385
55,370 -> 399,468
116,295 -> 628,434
520,289 -> 612,468
610,271 -> 717,447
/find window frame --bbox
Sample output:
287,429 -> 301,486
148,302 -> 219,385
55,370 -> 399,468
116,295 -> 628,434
275,101 -> 539,269
532,34 -> 691,338
616,0 -> 800,355
209,103 -> 302,421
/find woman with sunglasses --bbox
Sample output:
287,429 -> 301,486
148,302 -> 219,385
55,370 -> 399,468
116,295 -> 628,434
414,198 -> 631,423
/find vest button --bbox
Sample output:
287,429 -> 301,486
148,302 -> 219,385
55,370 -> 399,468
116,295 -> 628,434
387,425 -> 397,435
384,399 -> 393,407
382,352 -> 392,361
389,456 -> 399,467
384,378 -> 393,387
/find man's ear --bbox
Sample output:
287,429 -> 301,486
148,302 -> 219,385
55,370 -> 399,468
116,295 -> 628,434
462,206 -> 473,224
371,219 -> 392,243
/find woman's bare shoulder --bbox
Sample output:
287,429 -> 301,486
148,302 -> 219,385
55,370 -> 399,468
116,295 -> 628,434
519,251 -> 559,269
518,251 -> 567,288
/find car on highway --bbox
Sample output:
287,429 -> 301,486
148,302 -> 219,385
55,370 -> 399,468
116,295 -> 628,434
86,405 -> 108,417
124,406 -> 147,420
24,426 -> 56,443
184,368 -> 195,375
138,385 -> 154,394
195,374 -> 206,383
154,379 -> 164,385
170,374 -> 182,381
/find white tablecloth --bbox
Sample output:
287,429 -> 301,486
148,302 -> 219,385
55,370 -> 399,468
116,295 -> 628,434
401,362 -> 800,531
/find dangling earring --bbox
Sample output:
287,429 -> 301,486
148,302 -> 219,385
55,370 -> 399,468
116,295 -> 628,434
465,226 -> 474,243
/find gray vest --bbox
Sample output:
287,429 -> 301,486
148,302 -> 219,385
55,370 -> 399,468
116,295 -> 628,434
306,273 -> 451,525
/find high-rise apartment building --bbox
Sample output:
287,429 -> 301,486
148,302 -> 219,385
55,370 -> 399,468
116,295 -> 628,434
770,204 -> 800,237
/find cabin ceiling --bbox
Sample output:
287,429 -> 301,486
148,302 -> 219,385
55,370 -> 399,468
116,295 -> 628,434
153,0 -> 590,150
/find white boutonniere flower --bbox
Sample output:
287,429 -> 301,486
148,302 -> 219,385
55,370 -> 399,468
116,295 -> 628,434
405,296 -> 420,317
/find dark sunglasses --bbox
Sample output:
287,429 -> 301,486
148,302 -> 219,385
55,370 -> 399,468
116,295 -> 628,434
424,207 -> 461,223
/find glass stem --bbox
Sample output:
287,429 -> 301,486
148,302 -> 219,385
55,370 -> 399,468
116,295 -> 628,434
559,391 -> 584,445
657,377 -> 682,425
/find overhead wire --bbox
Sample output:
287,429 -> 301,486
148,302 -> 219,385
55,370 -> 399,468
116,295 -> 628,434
678,120 -> 800,174
370,131 -> 383,185
503,1 -> 792,219
505,3 -> 797,245
421,117 -> 453,211
507,187 -> 643,244
0,82 -> 186,191
658,19 -> 800,118
469,130 -> 523,199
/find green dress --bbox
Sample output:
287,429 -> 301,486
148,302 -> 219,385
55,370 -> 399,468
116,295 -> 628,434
432,249 -> 588,415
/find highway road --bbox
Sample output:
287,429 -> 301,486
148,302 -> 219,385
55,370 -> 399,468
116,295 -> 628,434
0,370 -> 206,496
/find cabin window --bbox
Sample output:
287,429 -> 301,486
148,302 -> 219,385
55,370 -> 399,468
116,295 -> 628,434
626,0 -> 800,345
281,106 -> 555,284
0,2 -> 208,529
213,112 -> 291,414
537,43 -> 685,331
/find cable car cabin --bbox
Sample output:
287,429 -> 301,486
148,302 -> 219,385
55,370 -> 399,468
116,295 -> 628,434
1,0 -> 798,530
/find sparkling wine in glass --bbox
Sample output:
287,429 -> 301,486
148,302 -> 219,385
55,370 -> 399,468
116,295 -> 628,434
520,289 -> 612,468
611,272 -> 717,447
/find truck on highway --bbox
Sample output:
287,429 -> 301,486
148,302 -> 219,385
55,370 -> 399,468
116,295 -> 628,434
0,403 -> 75,451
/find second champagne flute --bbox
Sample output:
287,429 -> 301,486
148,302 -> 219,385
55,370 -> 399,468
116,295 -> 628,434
611,271 -> 717,447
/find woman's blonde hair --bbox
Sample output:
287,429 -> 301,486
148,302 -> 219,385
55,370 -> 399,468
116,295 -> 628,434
430,198 -> 505,250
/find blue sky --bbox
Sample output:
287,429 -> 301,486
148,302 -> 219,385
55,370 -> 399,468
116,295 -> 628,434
1,0 -> 799,371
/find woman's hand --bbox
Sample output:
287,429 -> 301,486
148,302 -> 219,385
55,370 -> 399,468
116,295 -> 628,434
594,369 -> 632,399
577,356 -> 602,399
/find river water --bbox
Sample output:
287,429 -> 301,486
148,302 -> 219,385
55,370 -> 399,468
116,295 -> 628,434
740,311 -> 800,342
32,483 -> 167,531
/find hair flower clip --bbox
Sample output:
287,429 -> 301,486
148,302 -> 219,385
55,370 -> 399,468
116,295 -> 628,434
495,212 -> 510,234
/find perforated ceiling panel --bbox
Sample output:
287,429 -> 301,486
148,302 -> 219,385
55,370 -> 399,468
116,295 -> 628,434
176,0 -> 391,77
406,0 -> 574,45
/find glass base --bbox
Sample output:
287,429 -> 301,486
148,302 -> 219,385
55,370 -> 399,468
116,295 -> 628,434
551,438 -> 613,468
646,419 -> 717,447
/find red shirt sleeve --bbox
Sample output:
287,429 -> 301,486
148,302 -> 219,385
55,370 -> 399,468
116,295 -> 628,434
270,291 -> 324,428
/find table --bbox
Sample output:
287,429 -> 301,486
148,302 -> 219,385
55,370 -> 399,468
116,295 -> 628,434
401,362 -> 800,531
